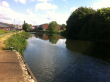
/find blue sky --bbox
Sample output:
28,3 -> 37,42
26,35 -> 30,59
0,0 -> 110,25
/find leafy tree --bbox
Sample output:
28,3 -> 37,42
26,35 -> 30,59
65,6 -> 96,39
48,21 -> 59,34
23,23 -> 30,31
29,24 -> 32,27
63,6 -> 110,41
61,24 -> 66,30
24,20 -> 25,24
62,24 -> 66,27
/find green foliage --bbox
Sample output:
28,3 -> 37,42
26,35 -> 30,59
62,24 -> 66,27
48,21 -> 59,34
24,20 -> 25,24
0,29 -> 13,35
23,23 -> 30,31
4,31 -> 30,54
64,6 -> 110,41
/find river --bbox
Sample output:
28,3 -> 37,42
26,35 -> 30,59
23,33 -> 110,82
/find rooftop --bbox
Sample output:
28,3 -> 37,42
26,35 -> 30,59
0,22 -> 14,28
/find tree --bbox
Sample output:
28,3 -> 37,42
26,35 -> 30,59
48,21 -> 59,34
62,6 -> 110,40
23,23 -> 30,31
61,24 -> 66,30
24,20 -> 25,24
62,24 -> 66,27
65,6 -> 96,39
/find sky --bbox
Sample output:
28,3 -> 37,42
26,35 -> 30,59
0,0 -> 110,25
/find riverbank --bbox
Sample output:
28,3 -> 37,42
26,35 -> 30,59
0,32 -> 38,82
0,50 -> 37,82
4,31 -> 30,54
0,32 -> 16,50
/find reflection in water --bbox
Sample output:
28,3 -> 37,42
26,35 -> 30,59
66,39 -> 110,62
48,35 -> 60,44
23,34 -> 110,82
35,33 -> 43,39
66,40 -> 95,54
35,33 -> 64,44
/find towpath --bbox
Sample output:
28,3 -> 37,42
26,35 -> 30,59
0,50 -> 25,82
0,32 -> 38,82
0,32 -> 14,37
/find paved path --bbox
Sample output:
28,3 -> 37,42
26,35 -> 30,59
0,32 -> 14,37
0,50 -> 24,82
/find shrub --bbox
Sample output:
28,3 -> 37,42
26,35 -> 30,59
4,31 -> 30,54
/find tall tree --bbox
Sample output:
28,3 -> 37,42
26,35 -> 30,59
48,21 -> 59,34
24,20 -> 25,24
66,6 -> 96,39
23,23 -> 30,31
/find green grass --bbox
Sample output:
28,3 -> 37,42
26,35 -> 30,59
0,29 -> 13,35
4,31 -> 30,55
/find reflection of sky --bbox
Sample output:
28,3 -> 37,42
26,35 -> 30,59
55,39 -> 66,48
24,35 -> 110,82
29,36 -> 66,48
24,36 -> 69,81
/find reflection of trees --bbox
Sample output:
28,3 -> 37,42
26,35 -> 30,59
48,35 -> 59,44
35,33 -> 43,39
66,39 -> 110,62
66,40 -> 95,54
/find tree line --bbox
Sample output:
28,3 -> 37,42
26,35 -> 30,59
23,20 -> 66,33
62,6 -> 110,41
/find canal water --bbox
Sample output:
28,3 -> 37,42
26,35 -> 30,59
23,33 -> 110,82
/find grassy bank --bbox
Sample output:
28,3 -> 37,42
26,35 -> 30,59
4,31 -> 30,54
0,29 -> 13,35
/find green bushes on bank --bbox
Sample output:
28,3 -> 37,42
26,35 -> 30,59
63,6 -> 110,41
4,31 -> 30,54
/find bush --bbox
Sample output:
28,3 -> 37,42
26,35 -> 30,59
4,31 -> 30,54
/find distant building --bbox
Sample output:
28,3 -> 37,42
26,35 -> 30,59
43,24 -> 49,30
34,23 -> 61,30
15,24 -> 22,31
0,22 -> 14,30
29,26 -> 35,30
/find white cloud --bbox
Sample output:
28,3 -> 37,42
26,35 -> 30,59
26,9 -> 33,14
63,0 -> 66,1
30,0 -> 35,1
0,1 -> 69,25
1,1 -> 9,7
36,0 -> 52,2
0,3 -> 49,25
0,2 -> 30,25
14,0 -> 27,4
92,0 -> 110,10
14,0 -> 18,3
46,10 -> 69,24
35,2 -> 58,12
70,7 -> 77,12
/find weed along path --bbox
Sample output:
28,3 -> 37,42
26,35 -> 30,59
0,32 -> 38,82
0,33 -> 14,50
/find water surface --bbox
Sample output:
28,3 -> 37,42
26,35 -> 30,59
23,33 -> 110,82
